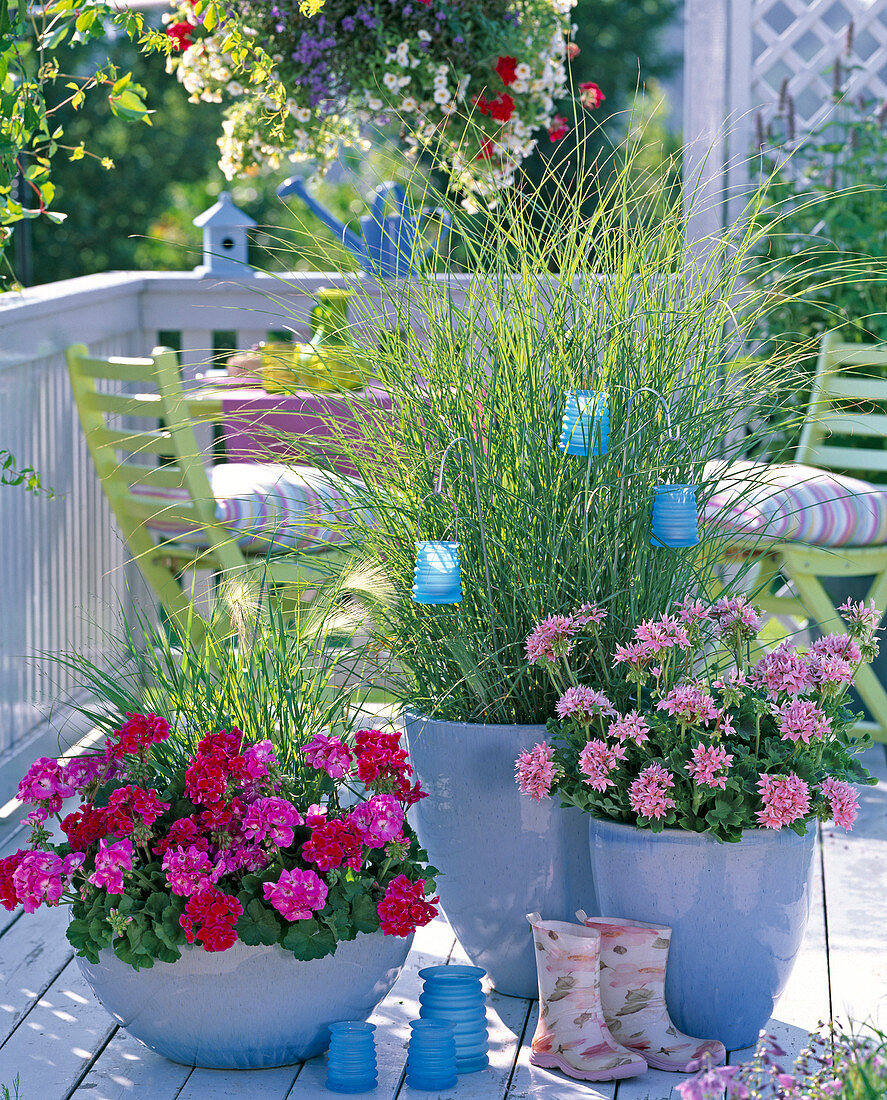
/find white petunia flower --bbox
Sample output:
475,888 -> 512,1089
400,96 -> 418,112
383,72 -> 400,91
433,87 -> 451,104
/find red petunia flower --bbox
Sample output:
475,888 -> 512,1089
548,116 -> 569,142
477,138 -> 495,160
495,55 -> 518,85
472,93 -> 491,116
579,81 -> 605,110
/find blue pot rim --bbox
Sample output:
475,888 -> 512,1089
329,1021 -> 377,1034
588,815 -> 814,846
402,711 -> 547,736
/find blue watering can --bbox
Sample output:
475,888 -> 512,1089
277,177 -> 450,279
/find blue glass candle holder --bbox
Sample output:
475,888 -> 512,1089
412,540 -> 462,604
418,964 -> 488,1073
406,1019 -> 458,1091
558,390 -> 610,456
651,484 -> 699,548
325,1021 -> 378,1093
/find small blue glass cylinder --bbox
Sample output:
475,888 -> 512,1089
418,964 -> 488,1073
651,484 -> 699,548
558,390 -> 610,456
406,1019 -> 458,1091
412,540 -> 462,604
325,1021 -> 378,1093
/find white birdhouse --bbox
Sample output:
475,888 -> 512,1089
192,191 -> 257,275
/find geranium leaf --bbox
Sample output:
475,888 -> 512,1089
282,918 -> 337,961
236,899 -> 282,947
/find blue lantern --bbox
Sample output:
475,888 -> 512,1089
412,540 -> 462,604
651,484 -> 699,548
406,1019 -> 458,1092
325,1021 -> 378,1093
418,964 -> 489,1073
559,390 -> 610,456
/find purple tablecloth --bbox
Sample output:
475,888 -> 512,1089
221,385 -> 392,477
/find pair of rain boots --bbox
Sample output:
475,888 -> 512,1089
527,911 -> 726,1083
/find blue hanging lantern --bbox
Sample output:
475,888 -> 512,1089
413,540 -> 462,604
651,484 -> 699,548
558,390 -> 610,456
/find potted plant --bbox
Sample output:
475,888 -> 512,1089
264,143 -> 827,998
516,595 -> 878,1047
2,711 -> 437,1068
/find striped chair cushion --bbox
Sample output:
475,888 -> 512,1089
703,460 -> 887,548
135,463 -> 367,553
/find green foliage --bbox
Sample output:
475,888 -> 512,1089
0,447 -> 51,494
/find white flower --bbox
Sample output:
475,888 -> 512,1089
515,62 -> 532,80
418,30 -> 431,42
291,106 -> 312,122
366,95 -> 384,110
396,41 -> 411,66
400,96 -> 418,112
511,79 -> 529,94
397,74 -> 411,88
433,87 -> 451,105
383,72 -> 400,91
439,103 -> 457,116
433,73 -> 448,88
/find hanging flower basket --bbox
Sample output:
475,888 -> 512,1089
165,0 -> 600,199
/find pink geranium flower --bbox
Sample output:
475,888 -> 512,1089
634,615 -> 692,654
349,794 -> 404,848
163,844 -> 213,897
756,773 -> 810,829
578,739 -> 625,792
839,597 -> 881,634
687,742 -> 734,790
774,699 -> 831,744
555,686 -> 616,724
711,596 -> 763,641
572,603 -> 607,628
263,868 -> 328,922
525,615 -> 578,664
629,764 -> 676,820
750,642 -> 813,699
88,838 -> 134,894
12,850 -> 67,913
301,734 -> 352,779
820,777 -> 859,830
607,712 -> 650,744
242,797 -> 303,848
515,743 -> 557,800
657,683 -> 720,726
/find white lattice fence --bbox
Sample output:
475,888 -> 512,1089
683,0 -> 887,235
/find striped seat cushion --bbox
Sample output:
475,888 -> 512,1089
135,463 -> 367,553
703,460 -> 887,548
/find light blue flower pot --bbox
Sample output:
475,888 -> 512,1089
404,713 -> 596,999
77,930 -> 412,1069
587,817 -> 817,1049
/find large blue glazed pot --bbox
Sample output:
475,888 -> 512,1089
76,929 -> 412,1069
403,713 -> 595,999
587,817 -> 817,1049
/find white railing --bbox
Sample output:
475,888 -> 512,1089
0,269 -> 392,798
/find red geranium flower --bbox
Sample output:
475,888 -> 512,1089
166,22 -> 193,52
495,55 -> 518,85
489,92 -> 515,123
377,875 -> 438,936
579,81 -> 605,110
548,116 -> 569,142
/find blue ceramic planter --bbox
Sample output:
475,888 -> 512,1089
77,931 -> 412,1069
587,817 -> 817,1049
403,713 -> 596,999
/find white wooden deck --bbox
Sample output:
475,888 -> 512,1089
0,745 -> 883,1100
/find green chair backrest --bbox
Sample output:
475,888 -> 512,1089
796,331 -> 887,477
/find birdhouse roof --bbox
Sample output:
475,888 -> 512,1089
193,191 -> 257,229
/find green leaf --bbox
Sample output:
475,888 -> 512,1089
236,899 -> 282,947
282,918 -> 337,961
350,893 -> 380,935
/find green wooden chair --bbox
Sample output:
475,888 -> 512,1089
67,344 -> 335,645
724,332 -> 887,742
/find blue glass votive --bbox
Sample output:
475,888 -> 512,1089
412,540 -> 462,604
558,390 -> 610,457
325,1021 -> 378,1093
406,1019 -> 458,1091
418,964 -> 489,1073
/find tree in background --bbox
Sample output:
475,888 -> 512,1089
24,0 -> 680,285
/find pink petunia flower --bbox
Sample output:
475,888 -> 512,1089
820,777 -> 859,830
756,773 -> 810,829
515,743 -> 557,800
263,867 -> 328,922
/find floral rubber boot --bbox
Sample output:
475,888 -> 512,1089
526,913 -> 648,1082
576,911 -> 727,1072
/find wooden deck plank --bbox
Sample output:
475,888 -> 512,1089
0,903 -> 73,1047
821,744 -> 887,1030
69,1030 -> 193,1100
0,956 -> 115,1099
176,1065 -> 299,1099
287,917 -> 456,1099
